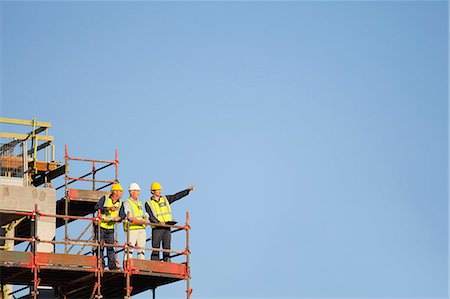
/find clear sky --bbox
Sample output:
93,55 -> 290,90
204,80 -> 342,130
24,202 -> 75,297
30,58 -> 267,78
1,1 -> 448,298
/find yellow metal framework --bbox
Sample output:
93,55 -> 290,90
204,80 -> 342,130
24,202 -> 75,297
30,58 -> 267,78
0,117 -> 60,186
0,117 -> 51,128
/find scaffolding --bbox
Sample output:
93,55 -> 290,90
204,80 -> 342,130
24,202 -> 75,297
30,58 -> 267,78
0,205 -> 191,298
0,118 -> 192,298
0,117 -> 61,188
57,144 -> 119,254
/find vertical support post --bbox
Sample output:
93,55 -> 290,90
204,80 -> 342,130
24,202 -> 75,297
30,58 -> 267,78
125,215 -> 131,298
52,143 -> 55,162
186,211 -> 191,299
95,212 -> 102,299
22,141 -> 28,187
125,261 -> 131,298
31,204 -> 39,299
31,118 -> 38,175
33,267 -> 38,299
114,149 -> 119,182
125,270 -> 131,298
64,145 -> 69,253
44,128 -> 48,163
1,283 -> 9,299
114,223 -> 118,268
125,213 -> 130,262
92,161 -> 96,191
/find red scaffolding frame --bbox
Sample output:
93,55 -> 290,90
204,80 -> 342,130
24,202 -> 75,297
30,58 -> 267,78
1,145 -> 192,298
0,205 -> 192,298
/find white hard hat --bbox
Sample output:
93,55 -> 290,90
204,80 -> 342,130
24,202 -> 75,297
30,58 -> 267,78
128,183 -> 141,191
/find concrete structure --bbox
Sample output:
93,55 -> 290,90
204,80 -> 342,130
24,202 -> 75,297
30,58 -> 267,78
0,185 -> 56,252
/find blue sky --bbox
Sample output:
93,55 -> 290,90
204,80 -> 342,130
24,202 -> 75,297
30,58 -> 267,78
1,1 -> 448,298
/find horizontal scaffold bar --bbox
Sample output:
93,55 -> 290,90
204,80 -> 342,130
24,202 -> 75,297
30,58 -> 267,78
67,156 -> 117,164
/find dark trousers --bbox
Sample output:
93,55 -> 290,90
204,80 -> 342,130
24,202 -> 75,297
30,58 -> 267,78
151,228 -> 171,261
94,226 -> 116,269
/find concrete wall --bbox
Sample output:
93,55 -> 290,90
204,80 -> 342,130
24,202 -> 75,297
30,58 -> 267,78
0,185 -> 56,252
0,176 -> 25,187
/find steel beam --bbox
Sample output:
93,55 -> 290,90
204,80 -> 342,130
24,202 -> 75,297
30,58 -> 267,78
0,127 -> 47,152
32,165 -> 66,187
0,132 -> 53,141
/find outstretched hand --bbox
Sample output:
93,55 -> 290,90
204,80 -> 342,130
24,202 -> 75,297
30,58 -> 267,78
188,185 -> 195,191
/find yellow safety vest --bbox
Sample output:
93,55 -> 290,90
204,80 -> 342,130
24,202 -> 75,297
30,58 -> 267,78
147,196 -> 172,228
123,198 -> 146,231
100,196 -> 122,230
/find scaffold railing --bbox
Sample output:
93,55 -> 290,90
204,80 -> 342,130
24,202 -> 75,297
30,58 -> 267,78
57,144 -> 119,191
0,205 -> 192,299
54,144 -> 119,255
0,117 -> 59,187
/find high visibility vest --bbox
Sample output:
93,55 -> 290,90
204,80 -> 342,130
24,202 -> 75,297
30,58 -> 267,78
100,196 -> 122,230
124,198 -> 146,231
147,196 -> 172,228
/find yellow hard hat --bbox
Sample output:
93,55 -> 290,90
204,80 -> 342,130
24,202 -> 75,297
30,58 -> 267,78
111,183 -> 123,191
150,182 -> 162,191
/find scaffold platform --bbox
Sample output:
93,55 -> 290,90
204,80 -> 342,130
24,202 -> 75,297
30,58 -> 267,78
0,251 -> 187,298
0,206 -> 192,298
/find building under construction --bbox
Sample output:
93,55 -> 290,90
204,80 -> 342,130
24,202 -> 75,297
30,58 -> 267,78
0,117 -> 192,298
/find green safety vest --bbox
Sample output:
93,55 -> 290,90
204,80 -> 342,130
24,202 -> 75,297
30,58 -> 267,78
100,196 -> 122,230
147,196 -> 172,228
123,198 -> 146,231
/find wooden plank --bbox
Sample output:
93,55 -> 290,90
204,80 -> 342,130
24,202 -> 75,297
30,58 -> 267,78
0,155 -> 23,168
68,189 -> 109,202
36,252 -> 96,268
0,251 -> 32,264
129,259 -> 187,277
32,161 -> 61,172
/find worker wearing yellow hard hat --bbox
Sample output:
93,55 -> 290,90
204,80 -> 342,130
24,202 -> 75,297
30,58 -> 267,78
94,182 -> 125,270
111,183 -> 123,191
145,182 -> 195,262
150,182 -> 163,191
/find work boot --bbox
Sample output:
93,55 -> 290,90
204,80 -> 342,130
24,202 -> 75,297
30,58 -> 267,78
109,266 -> 122,270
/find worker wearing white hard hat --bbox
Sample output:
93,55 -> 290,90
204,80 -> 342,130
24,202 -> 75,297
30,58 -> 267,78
123,183 -> 147,261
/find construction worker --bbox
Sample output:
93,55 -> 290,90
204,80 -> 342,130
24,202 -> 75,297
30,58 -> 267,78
145,182 -> 195,262
94,183 -> 125,270
123,183 -> 147,261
